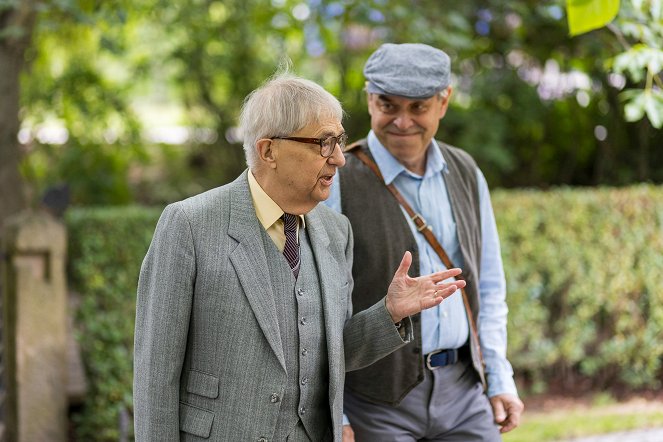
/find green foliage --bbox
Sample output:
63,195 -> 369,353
66,206 -> 162,441
19,0 -> 148,205
609,0 -> 663,128
18,0 -> 663,201
494,184 -> 663,392
566,0 -> 620,36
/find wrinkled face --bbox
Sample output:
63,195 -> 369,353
367,92 -> 450,166
270,116 -> 346,210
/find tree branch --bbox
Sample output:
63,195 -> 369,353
606,23 -> 631,51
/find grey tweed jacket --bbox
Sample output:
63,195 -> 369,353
133,171 -> 411,441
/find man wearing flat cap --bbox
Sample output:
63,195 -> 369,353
326,43 -> 524,440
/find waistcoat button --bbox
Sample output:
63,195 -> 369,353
270,393 -> 280,403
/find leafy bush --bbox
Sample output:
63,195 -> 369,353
66,206 -> 162,441
493,184 -> 663,393
66,185 -> 663,438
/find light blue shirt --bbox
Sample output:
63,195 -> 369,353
326,131 -> 517,398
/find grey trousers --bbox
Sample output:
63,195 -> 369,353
344,359 -> 502,442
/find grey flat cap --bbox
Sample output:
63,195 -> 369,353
364,43 -> 451,99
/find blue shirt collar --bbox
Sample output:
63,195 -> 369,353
366,130 -> 447,184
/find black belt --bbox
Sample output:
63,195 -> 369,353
425,345 -> 469,370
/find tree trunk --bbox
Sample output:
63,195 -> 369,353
0,2 -> 36,228
1,6 -> 37,440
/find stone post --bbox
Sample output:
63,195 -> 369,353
1,210 -> 67,442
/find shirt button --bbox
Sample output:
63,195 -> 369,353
301,348 -> 308,356
442,310 -> 448,318
299,406 -> 306,415
270,393 -> 280,403
300,378 -> 308,385
300,317 -> 307,325
297,288 -> 304,296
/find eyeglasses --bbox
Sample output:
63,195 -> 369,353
271,132 -> 348,158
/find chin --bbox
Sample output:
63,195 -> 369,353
313,189 -> 330,203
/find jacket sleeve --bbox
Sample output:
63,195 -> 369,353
133,203 -> 196,441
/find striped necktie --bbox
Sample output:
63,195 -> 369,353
282,213 -> 300,278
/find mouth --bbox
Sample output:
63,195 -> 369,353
319,173 -> 335,186
386,131 -> 420,137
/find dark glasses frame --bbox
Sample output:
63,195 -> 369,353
271,132 -> 348,158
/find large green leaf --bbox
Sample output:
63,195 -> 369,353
566,0 -> 620,35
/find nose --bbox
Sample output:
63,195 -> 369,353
393,112 -> 414,130
327,142 -> 346,167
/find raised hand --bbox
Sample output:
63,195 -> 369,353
385,251 -> 466,323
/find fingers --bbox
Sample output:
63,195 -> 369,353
434,267 -> 462,281
500,400 -> 523,433
433,284 -> 459,300
430,280 -> 465,301
499,406 -> 521,433
394,251 -> 413,279
491,399 -> 506,425
499,414 -> 519,433
420,293 -> 446,310
490,395 -> 524,434
420,267 -> 463,284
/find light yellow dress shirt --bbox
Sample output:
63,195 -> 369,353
247,171 -> 304,252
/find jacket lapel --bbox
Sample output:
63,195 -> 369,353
306,208 -> 344,388
227,172 -> 286,371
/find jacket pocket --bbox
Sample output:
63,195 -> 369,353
186,369 -> 219,399
179,402 -> 214,438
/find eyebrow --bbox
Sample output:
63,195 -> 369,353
313,128 -> 345,138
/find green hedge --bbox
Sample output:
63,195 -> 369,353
66,206 -> 162,441
65,185 -> 663,439
493,184 -> 663,392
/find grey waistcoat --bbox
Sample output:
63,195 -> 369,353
339,139 -> 484,405
261,227 -> 331,440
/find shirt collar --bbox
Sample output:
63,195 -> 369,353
247,171 -> 306,230
366,131 -> 447,184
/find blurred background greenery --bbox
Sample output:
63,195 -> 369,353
2,0 -> 662,209
2,0 -> 663,440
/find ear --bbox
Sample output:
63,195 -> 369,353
257,138 -> 278,169
437,87 -> 452,120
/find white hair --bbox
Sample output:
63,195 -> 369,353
239,73 -> 343,170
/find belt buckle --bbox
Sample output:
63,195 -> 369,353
425,349 -> 443,370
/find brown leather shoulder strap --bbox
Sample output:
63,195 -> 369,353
343,140 -> 363,153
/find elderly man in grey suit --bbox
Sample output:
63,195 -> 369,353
133,73 -> 466,442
